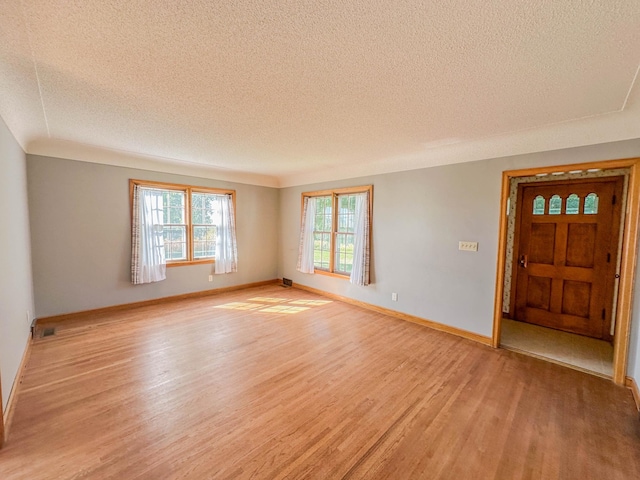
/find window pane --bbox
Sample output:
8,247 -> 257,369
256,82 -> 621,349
194,241 -> 215,259
193,226 -> 216,258
313,233 -> 321,267
311,196 -> 331,233
193,207 -> 203,224
313,232 -> 330,269
312,196 -> 331,233
323,214 -> 332,232
566,194 -> 580,214
192,192 -> 218,225
322,233 -> 330,268
549,195 -> 562,215
192,193 -> 203,209
335,233 -> 354,274
163,225 -> 187,260
166,191 -> 186,224
337,194 -> 356,234
314,211 -> 324,231
584,193 -> 599,214
171,243 -> 186,260
533,195 -> 545,215
161,190 -> 186,225
309,196 -> 332,269
162,192 -> 170,224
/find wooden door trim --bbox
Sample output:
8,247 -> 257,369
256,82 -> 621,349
492,157 -> 640,385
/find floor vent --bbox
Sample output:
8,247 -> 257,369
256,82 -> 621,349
42,327 -> 56,338
282,278 -> 293,287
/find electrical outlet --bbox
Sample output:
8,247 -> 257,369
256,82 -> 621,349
392,292 -> 398,301
208,275 -> 213,282
458,241 -> 478,252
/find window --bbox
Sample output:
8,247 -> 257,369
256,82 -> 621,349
313,196 -> 332,270
299,186 -> 372,278
532,195 -> 545,215
530,192 -> 599,216
549,195 -> 562,215
584,193 -> 599,214
566,194 -> 580,214
334,194 -> 358,274
130,180 -> 235,266
191,192 -> 219,259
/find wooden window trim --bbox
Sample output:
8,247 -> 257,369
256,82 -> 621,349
301,185 -> 373,278
130,179 -> 236,267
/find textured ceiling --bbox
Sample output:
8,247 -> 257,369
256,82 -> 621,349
1,1 -> 639,187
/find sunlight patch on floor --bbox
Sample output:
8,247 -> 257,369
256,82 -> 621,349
214,302 -> 268,311
248,297 -> 291,303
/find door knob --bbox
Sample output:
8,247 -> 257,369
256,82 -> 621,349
519,254 -> 528,268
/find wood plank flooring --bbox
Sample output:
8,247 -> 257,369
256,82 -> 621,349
1,285 -> 639,479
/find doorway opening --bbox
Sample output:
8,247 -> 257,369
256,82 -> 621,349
492,158 -> 640,385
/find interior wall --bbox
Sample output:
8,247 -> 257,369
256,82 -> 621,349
628,235 -> 640,385
18,138 -> 640,387
0,117 -> 35,411
27,155 -> 279,318
278,140 -> 640,377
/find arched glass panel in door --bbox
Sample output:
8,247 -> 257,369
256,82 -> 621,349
566,194 -> 580,214
584,193 -> 599,214
548,195 -> 562,215
532,195 -> 545,215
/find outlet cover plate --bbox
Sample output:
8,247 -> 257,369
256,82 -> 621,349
459,241 -> 478,252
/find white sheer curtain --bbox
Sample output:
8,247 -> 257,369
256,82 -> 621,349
131,186 -> 166,284
297,196 -> 317,274
350,192 -> 370,286
214,194 -> 238,274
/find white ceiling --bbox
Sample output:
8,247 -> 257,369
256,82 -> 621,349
1,1 -> 639,187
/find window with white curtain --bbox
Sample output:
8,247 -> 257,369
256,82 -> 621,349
297,185 -> 372,285
131,185 -> 166,284
130,180 -> 237,279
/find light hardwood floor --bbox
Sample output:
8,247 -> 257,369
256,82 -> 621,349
1,285 -> 639,479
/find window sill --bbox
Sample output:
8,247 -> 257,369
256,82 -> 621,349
167,259 -> 214,268
314,269 -> 350,280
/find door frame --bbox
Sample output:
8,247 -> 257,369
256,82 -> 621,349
492,157 -> 640,385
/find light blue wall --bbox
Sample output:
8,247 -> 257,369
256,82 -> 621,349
8,129 -> 640,393
0,116 -> 35,410
279,139 -> 640,379
27,155 -> 280,318
628,237 -> 640,382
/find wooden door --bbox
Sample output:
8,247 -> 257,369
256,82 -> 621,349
513,177 -> 623,339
